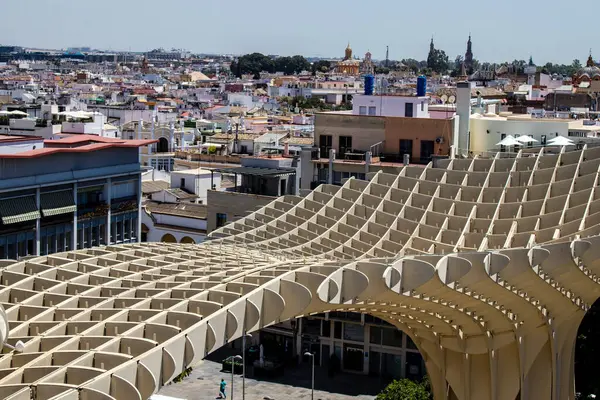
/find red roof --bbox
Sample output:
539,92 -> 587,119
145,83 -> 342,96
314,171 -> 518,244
48,134 -> 125,144
0,135 -> 157,159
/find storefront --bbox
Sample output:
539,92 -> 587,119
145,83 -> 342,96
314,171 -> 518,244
263,312 -> 426,379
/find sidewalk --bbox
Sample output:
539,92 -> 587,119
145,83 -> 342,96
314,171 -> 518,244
158,359 -> 385,400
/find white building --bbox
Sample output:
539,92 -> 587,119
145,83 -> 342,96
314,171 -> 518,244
170,168 -> 221,204
352,94 -> 430,118
142,202 -> 207,244
59,111 -> 120,138
469,114 -> 600,153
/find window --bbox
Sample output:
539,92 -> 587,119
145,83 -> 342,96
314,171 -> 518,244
180,178 -> 186,188
343,322 -> 365,342
216,213 -> 227,228
368,106 -> 377,116
319,134 -> 333,158
359,106 -> 367,115
280,179 -> 287,196
303,318 -> 321,336
399,139 -> 413,156
382,328 -> 403,347
370,326 -> 383,344
322,320 -> 331,337
333,321 -> 342,339
240,145 -> 248,153
421,101 -> 425,112
404,102 -> 414,117
339,136 -> 352,157
111,181 -> 136,200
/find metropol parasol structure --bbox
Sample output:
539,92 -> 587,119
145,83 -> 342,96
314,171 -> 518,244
0,146 -> 600,400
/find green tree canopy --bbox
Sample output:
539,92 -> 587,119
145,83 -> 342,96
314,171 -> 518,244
312,60 -> 331,75
230,53 -> 274,78
451,55 -> 464,77
231,53 -> 311,77
376,378 -> 431,400
274,55 -> 311,75
427,49 -> 450,74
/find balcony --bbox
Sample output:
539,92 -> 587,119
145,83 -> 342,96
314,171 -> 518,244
77,202 -> 109,220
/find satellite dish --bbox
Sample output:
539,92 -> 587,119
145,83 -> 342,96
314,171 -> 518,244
448,95 -> 456,104
441,95 -> 448,104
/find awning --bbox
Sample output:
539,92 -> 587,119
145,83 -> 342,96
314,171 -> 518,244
0,196 -> 40,225
41,191 -> 76,217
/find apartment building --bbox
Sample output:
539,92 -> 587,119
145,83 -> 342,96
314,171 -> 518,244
0,135 -> 154,259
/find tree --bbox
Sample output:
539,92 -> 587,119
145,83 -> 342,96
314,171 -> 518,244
575,299 -> 600,397
376,378 -> 431,400
452,55 -> 464,77
312,60 -> 331,74
273,55 -> 310,75
233,53 -> 274,77
374,66 -> 391,74
427,49 -> 450,74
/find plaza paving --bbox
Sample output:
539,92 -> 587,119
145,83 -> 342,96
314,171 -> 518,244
157,358 -> 385,400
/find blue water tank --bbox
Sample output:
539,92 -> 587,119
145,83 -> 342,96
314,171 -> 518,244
364,74 -> 375,95
417,75 -> 427,97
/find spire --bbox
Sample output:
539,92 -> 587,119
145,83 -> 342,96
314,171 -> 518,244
587,49 -> 595,67
464,33 -> 474,75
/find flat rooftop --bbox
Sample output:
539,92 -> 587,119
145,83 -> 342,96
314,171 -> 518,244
0,134 -> 43,143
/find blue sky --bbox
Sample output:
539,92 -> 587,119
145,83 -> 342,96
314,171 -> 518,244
1,0 -> 598,64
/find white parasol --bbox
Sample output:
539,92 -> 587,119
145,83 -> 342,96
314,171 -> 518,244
515,135 -> 538,143
496,135 -> 521,146
547,136 -> 575,146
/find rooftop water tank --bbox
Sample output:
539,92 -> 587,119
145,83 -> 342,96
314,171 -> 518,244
364,75 -> 375,96
417,75 -> 427,97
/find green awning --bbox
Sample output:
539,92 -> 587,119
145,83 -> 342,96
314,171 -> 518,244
0,196 -> 40,225
41,191 -> 76,217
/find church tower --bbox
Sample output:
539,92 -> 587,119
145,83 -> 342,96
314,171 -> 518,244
345,43 -> 353,60
464,34 -> 474,75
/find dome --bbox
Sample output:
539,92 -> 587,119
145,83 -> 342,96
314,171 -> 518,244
576,54 -> 600,80
577,66 -> 600,78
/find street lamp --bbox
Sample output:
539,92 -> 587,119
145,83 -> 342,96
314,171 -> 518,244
226,355 -> 242,399
242,332 -> 252,400
304,352 -> 315,400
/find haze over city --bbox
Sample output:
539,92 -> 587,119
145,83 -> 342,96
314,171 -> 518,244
2,0 -> 599,63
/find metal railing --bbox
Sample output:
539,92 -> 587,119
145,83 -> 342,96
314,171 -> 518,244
370,141 -> 385,157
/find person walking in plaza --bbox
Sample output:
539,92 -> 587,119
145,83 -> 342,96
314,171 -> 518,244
217,378 -> 227,398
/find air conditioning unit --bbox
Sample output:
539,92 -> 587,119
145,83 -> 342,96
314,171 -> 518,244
435,136 -> 444,144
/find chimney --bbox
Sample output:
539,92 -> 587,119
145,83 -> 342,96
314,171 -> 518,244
456,81 -> 471,158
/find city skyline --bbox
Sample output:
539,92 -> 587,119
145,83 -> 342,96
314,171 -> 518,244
1,0 -> 599,64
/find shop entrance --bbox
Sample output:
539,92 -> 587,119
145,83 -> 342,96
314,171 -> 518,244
343,344 -> 364,372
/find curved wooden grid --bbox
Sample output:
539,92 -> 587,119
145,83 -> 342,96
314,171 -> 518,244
1,146 -> 600,399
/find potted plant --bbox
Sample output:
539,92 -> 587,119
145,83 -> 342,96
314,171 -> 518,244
222,358 -> 243,374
